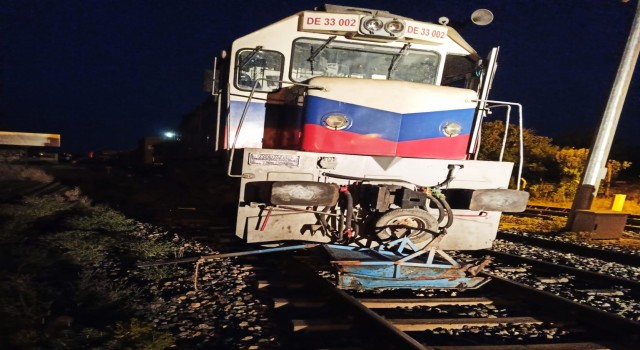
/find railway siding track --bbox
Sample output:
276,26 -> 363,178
481,272 -> 640,345
468,242 -> 640,328
522,205 -> 640,233
484,248 -> 640,290
0,180 -> 69,201
497,232 -> 640,263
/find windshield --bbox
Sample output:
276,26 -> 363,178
291,38 -> 440,84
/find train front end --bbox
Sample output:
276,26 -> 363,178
212,5 -> 529,279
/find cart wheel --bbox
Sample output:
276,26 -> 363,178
375,208 -> 438,247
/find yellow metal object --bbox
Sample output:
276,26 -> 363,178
0,131 -> 60,147
611,194 -> 626,212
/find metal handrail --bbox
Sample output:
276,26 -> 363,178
472,99 -> 524,190
227,79 -> 261,178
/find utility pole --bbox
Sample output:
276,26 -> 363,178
567,1 -> 640,229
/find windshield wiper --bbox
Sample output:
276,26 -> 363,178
387,43 -> 411,78
308,36 -> 336,63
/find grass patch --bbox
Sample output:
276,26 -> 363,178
46,230 -> 115,265
65,204 -> 137,232
0,186 -> 180,348
127,239 -> 177,259
111,318 -> 175,350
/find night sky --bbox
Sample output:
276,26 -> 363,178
1,0 -> 638,154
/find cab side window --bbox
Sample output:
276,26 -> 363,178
441,54 -> 479,90
235,49 -> 284,92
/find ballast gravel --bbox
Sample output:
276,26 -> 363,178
112,223 -> 281,349
477,233 -> 640,322
503,229 -> 640,256
108,222 -> 640,347
492,238 -> 640,282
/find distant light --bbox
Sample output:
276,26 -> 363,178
164,131 -> 176,139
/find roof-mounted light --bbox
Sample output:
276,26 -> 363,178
384,20 -> 405,34
358,15 -> 406,39
362,18 -> 384,32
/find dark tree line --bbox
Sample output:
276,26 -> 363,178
477,121 -> 631,201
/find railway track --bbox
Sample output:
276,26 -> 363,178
477,248 -> 640,318
188,230 -> 424,349
184,227 -> 638,348
278,248 -> 639,348
497,232 -> 640,263
164,207 -> 640,349
0,180 -> 69,201
466,235 -> 640,325
517,205 -> 640,233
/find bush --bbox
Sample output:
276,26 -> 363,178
63,186 -> 93,207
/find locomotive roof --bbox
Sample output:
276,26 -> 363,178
317,4 -> 479,60
231,7 -> 479,61
322,4 -> 411,20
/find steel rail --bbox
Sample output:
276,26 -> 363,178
30,181 -> 65,196
482,249 -> 640,290
496,232 -> 640,266
0,180 -> 70,202
508,205 -> 640,233
526,205 -> 640,222
480,271 -> 640,344
291,262 -> 430,350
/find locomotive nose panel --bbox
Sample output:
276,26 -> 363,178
301,78 -> 477,159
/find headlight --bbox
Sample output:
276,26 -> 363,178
322,113 -> 351,130
441,122 -> 462,137
362,18 -> 384,32
359,16 -> 406,39
384,20 -> 405,34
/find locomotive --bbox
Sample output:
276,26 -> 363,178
208,4 -> 529,253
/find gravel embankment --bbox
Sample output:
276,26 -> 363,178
476,235 -> 640,322
126,223 -> 281,349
